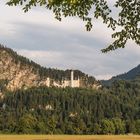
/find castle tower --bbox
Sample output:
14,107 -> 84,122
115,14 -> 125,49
77,76 -> 80,87
46,77 -> 50,87
71,70 -> 74,87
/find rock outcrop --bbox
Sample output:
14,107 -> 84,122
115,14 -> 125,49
0,45 -> 99,91
0,48 -> 50,91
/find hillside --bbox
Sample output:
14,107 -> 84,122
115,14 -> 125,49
0,80 -> 140,134
0,45 -> 140,135
0,44 -> 98,91
102,64 -> 140,86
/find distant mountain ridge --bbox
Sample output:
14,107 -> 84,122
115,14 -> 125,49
0,44 -> 98,91
102,64 -> 140,86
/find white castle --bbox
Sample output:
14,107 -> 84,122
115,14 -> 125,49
44,70 -> 101,89
45,70 -> 80,88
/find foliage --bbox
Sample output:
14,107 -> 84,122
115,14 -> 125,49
0,78 -> 140,134
100,119 -> 115,134
5,0 -> 140,52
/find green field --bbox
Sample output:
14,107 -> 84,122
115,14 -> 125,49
0,135 -> 140,140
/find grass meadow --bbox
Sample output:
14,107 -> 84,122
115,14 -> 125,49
0,135 -> 140,140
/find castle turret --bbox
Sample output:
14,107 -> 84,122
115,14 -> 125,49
45,77 -> 50,87
71,70 -> 74,87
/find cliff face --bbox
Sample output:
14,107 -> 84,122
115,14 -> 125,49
0,45 -> 99,91
0,48 -> 49,91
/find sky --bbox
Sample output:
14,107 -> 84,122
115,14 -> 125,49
0,1 -> 140,80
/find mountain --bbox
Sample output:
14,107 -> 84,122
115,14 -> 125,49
0,44 -> 98,91
0,46 -> 140,135
102,64 -> 140,86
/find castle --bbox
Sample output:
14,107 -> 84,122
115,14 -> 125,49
46,70 -> 80,88
44,70 -> 102,89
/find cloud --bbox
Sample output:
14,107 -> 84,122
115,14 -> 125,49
16,49 -> 63,67
95,74 -> 113,80
0,1 -> 140,80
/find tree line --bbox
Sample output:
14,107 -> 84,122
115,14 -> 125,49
0,78 -> 140,134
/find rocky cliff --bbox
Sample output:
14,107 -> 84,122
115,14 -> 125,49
0,46 -> 51,91
0,44 -> 98,91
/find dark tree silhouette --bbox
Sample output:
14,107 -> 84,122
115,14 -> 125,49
6,0 -> 140,52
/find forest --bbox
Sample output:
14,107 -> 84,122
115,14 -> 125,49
0,78 -> 140,134
0,45 -> 140,135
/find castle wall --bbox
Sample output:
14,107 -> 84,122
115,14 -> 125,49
72,79 -> 80,87
48,71 -> 80,88
64,80 -> 71,87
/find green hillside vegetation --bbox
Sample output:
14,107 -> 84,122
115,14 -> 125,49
102,65 -> 140,86
0,79 -> 140,134
0,44 -> 140,135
